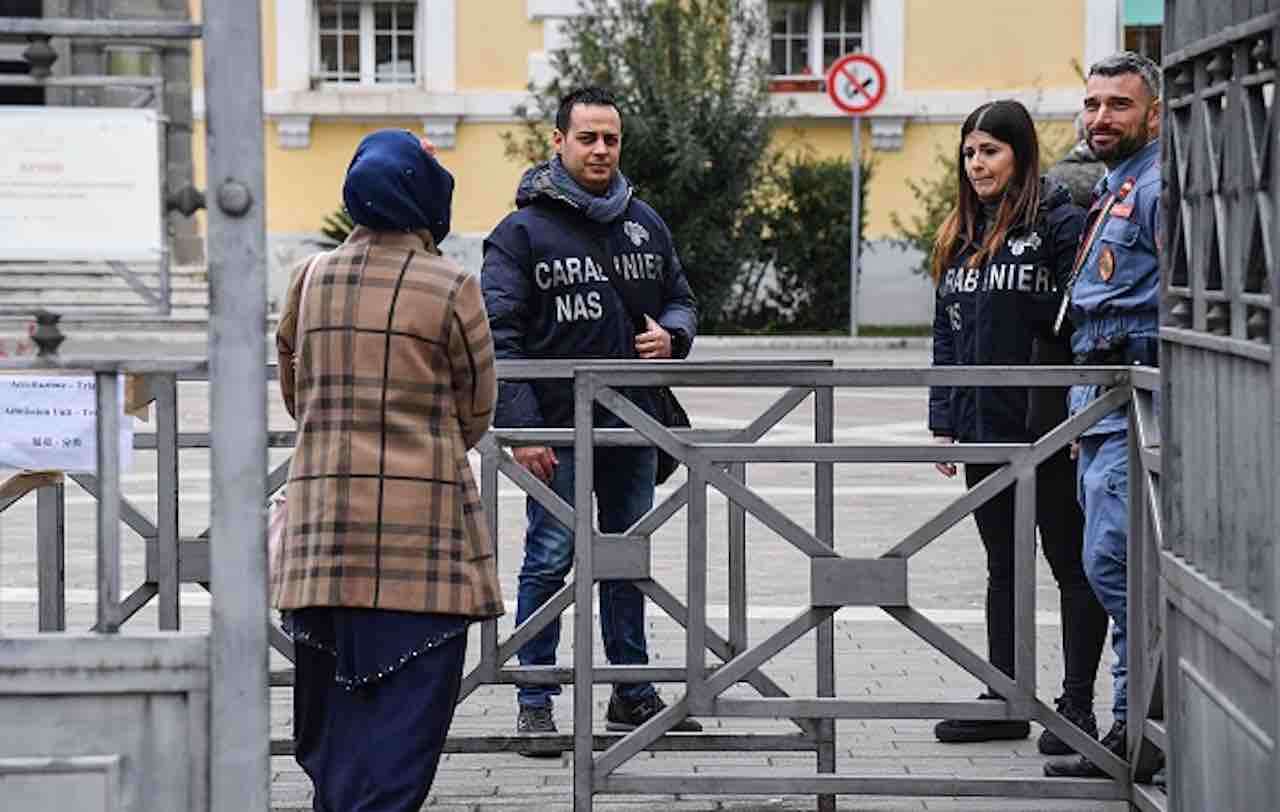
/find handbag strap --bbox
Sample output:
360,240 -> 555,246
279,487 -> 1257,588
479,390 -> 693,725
293,253 -> 324,370
535,202 -> 648,334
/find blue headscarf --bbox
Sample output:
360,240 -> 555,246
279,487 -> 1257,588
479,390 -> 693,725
342,129 -> 454,243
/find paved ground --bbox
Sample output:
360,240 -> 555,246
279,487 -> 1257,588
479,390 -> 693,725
0,345 -> 1132,811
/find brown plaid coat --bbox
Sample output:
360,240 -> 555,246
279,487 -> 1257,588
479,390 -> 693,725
272,226 -> 503,618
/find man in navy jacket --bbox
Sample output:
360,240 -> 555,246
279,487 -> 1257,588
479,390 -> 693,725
482,86 -> 698,753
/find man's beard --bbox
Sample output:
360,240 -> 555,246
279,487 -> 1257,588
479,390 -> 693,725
1089,119 -> 1152,165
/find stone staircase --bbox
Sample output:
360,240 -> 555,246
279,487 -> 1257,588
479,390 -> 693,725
0,261 -> 282,342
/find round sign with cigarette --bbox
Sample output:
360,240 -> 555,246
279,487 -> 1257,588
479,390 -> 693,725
826,53 -> 886,115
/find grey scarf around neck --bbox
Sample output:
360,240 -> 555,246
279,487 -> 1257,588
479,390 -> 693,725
549,155 -> 633,223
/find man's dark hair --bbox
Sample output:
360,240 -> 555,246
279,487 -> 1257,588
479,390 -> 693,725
1088,51 -> 1162,100
555,86 -> 622,132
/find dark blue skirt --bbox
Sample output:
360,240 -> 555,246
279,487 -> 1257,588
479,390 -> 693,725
285,608 -> 469,812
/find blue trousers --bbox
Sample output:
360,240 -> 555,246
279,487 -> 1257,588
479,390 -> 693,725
516,446 -> 658,708
1078,431 -> 1130,720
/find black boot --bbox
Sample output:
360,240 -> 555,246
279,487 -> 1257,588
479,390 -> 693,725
1037,694 -> 1099,755
1044,719 -> 1125,777
934,692 -> 1030,743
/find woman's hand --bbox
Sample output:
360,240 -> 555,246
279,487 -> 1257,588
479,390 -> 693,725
933,435 -> 958,478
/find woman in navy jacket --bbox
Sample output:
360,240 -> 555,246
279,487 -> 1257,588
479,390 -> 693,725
928,100 -> 1109,756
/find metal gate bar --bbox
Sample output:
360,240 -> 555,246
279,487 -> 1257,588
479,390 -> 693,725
570,363 -> 1146,809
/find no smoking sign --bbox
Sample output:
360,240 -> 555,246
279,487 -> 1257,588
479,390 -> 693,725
826,53 -> 886,115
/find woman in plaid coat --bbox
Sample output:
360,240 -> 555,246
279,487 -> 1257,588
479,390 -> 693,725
274,129 -> 501,811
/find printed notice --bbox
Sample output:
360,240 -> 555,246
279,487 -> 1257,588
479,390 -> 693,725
0,107 -> 162,262
0,376 -> 133,474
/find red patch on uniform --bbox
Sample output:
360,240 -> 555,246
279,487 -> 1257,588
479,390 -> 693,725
1111,204 -> 1134,219
1099,247 -> 1116,282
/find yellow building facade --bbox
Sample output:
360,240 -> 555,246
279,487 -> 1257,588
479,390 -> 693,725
187,0 -> 1123,317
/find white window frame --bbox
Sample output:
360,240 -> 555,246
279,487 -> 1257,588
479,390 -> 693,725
768,0 -> 865,79
312,0 -> 422,88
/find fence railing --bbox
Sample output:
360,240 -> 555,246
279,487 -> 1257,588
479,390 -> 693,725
0,359 -> 1168,810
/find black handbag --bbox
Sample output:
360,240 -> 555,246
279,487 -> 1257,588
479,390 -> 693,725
650,382 -> 691,485
535,203 -> 690,485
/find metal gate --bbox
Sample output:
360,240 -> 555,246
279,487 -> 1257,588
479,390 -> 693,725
1159,2 -> 1279,810
0,7 -> 268,812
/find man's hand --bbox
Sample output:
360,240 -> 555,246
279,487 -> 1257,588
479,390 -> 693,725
1070,440 -> 1080,460
635,314 -> 672,359
513,446 -> 558,483
933,435 -> 958,478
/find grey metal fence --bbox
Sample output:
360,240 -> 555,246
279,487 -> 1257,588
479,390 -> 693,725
3,359 -> 1174,810
1159,3 -> 1279,810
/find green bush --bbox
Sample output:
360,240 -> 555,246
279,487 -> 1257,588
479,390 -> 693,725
317,206 -> 354,248
751,154 -> 872,332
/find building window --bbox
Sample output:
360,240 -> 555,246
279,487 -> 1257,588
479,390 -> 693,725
1123,0 -> 1162,66
1125,25 -> 1162,66
769,1 -> 862,78
315,1 -> 417,86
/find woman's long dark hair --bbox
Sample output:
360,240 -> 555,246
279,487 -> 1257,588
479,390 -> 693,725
930,100 -> 1042,285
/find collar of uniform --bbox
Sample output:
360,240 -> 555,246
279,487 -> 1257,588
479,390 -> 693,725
1103,139 -> 1159,195
347,225 -> 440,256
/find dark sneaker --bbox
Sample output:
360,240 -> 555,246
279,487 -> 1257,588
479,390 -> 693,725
1044,719 -> 1126,777
516,704 -> 562,759
606,693 -> 703,733
1037,695 -> 1099,755
934,693 -> 1030,743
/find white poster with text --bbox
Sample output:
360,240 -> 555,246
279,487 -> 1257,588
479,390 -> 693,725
0,107 -> 162,262
0,375 -> 133,474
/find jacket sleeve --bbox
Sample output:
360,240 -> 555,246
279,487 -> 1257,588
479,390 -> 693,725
655,223 -> 698,358
927,286 -> 955,437
273,258 -> 310,420
481,229 -> 545,428
448,273 -> 497,450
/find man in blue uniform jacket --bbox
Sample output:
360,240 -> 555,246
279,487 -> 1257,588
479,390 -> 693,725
482,86 -> 699,754
1046,52 -> 1162,779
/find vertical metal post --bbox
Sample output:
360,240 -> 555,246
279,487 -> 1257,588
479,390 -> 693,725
481,439 -> 500,677
154,373 -> 181,630
204,3 -> 270,810
95,371 -> 121,634
849,115 -> 863,337
814,385 -> 836,812
727,461 -> 747,655
1272,29 -> 1280,812
686,456 -> 708,716
1126,391 -> 1144,771
156,94 -> 173,317
573,371 -> 596,812
1013,468 -> 1037,714
36,481 -> 66,632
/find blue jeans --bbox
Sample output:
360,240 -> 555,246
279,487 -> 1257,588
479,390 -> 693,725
1078,431 -> 1129,720
515,446 -> 658,708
